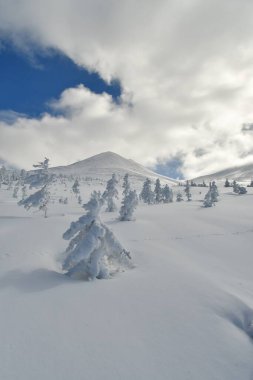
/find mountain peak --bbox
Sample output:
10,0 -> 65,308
50,151 -> 177,184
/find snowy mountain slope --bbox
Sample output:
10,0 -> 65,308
49,151 -> 177,184
192,162 -> 253,183
0,182 -> 253,380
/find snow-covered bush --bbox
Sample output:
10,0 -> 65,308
103,174 -> 118,212
62,191 -> 132,280
232,180 -> 247,195
238,186 -> 247,194
140,178 -> 154,204
119,190 -> 138,221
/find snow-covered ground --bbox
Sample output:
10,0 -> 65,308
0,180 -> 253,380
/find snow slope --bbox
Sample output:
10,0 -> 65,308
0,182 -> 253,380
193,162 -> 253,183
49,151 -> 177,185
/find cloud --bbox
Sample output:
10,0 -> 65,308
0,0 -> 253,177
0,110 -> 28,124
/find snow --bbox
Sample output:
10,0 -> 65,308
193,162 -> 253,182
49,151 -> 177,185
0,178 -> 253,380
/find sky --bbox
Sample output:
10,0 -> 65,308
0,0 -> 253,178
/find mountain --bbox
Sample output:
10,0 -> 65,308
50,151 -> 177,184
192,162 -> 253,183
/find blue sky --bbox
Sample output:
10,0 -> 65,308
0,44 -> 121,119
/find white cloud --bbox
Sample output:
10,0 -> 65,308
0,0 -> 253,177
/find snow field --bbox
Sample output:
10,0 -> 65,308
0,181 -> 253,380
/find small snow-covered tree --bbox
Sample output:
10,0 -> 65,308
18,185 -> 50,217
224,178 -> 230,187
203,190 -> 213,207
119,190 -> 138,221
12,184 -> 19,198
210,181 -> 219,202
154,178 -> 162,203
62,191 -> 132,280
122,173 -> 130,197
72,179 -> 80,196
26,157 -> 53,188
233,180 -> 240,194
176,191 -> 183,202
21,185 -> 27,200
33,157 -> 49,171
19,158 -> 52,217
140,178 -> 154,204
7,177 -> 13,190
162,184 -> 173,203
184,180 -> 192,201
0,165 -> 7,187
103,174 -> 118,212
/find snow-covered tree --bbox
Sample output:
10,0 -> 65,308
162,184 -> 173,203
176,191 -> 183,202
12,184 -> 19,198
122,173 -> 130,197
119,190 -> 138,221
184,180 -> 192,201
0,165 -> 7,187
21,185 -> 27,200
19,158 -> 52,217
33,157 -> 49,171
7,178 -> 13,190
154,178 -> 162,203
203,190 -> 213,207
224,178 -> 230,187
103,174 -> 118,212
210,181 -> 219,202
18,185 -> 50,217
140,178 -> 154,204
26,157 -> 53,188
62,191 -> 132,280
233,180 -> 240,194
72,179 -> 80,196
